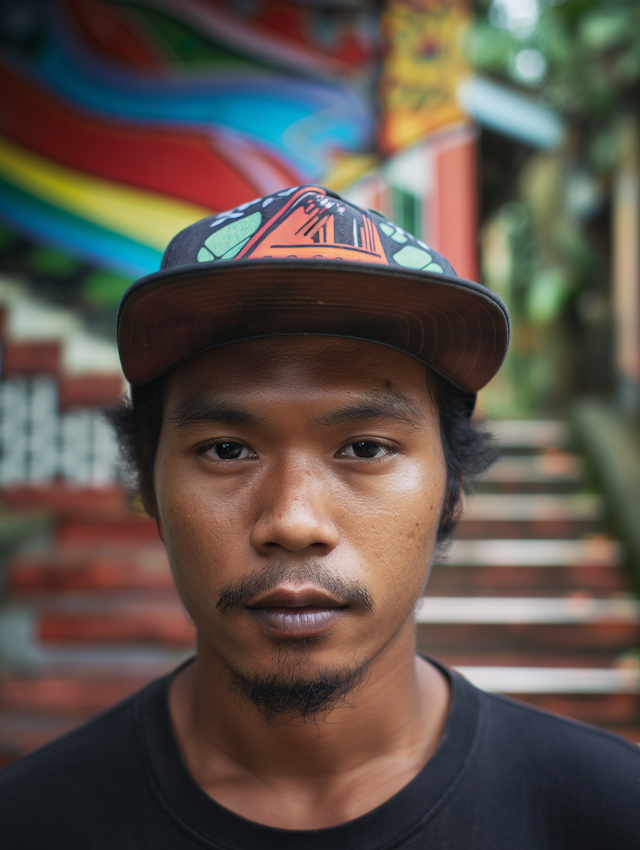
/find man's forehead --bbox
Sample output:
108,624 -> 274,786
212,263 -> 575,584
168,336 -> 428,388
167,389 -> 430,432
163,337 -> 436,423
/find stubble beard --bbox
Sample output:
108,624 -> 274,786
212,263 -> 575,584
228,638 -> 372,725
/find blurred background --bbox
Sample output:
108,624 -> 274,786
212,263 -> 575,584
0,0 -> 639,767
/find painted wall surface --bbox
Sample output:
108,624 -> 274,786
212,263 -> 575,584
0,0 -> 378,280
0,0 -> 474,291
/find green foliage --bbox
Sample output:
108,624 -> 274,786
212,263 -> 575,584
470,0 -> 640,170
472,1 -> 635,412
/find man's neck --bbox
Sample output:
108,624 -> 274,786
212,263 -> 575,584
169,624 -> 450,830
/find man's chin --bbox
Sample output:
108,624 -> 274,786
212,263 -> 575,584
228,654 -> 372,724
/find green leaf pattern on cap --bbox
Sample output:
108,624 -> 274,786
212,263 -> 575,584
379,222 -> 407,243
392,245 -> 443,274
197,212 -> 262,262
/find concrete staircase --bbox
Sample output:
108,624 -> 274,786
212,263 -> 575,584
1,420 -> 639,767
419,420 -> 640,741
0,486 -> 191,767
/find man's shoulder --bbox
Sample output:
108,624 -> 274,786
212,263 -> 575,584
484,686 -> 640,752
0,677 -> 154,803
478,685 -> 640,793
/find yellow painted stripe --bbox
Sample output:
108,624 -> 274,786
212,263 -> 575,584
0,135 -> 213,250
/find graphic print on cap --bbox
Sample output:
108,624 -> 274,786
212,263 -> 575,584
194,185 -> 449,273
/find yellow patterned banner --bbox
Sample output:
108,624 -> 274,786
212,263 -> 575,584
379,0 -> 470,154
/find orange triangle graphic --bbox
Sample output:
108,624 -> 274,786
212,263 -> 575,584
238,194 -> 389,264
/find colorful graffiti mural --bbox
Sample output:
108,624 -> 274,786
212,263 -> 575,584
0,0 -> 378,289
0,0 -> 477,308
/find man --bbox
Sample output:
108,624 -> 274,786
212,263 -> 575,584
2,185 -> 638,846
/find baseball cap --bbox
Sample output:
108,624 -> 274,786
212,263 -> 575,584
117,185 -> 509,396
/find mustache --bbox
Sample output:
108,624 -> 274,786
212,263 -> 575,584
216,560 -> 375,614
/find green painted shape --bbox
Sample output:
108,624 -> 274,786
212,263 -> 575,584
392,245 -> 432,270
197,247 -> 213,262
379,222 -> 394,237
84,268 -> 132,307
425,262 -> 444,274
391,231 -> 407,243
28,245 -> 80,276
125,4 -> 277,71
0,221 -> 16,253
220,236 -> 251,259
200,212 -> 261,261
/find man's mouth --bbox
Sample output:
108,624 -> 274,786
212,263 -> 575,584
246,588 -> 347,637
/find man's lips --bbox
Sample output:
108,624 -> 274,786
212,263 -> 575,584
246,587 -> 347,637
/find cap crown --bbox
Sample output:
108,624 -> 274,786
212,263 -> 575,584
161,185 -> 456,277
118,184 -> 509,394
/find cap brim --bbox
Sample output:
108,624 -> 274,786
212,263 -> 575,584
117,259 -> 510,393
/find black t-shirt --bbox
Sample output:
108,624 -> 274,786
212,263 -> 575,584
1,660 -> 639,849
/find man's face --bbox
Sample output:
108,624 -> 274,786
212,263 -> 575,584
154,337 -> 446,713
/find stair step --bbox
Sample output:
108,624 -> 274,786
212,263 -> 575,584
2,485 -> 135,520
491,420 -> 570,448
416,597 -> 640,623
441,538 -> 620,566
463,494 -> 604,522
417,623 -> 639,652
0,676 -> 152,714
427,569 -> 628,594
456,520 -> 606,539
482,453 -> 584,483
38,601 -> 195,645
434,652 -> 635,667
456,666 -> 640,693
7,548 -> 172,592
56,519 -> 160,545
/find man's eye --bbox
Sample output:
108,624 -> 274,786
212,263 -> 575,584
340,441 -> 391,459
208,442 -> 253,460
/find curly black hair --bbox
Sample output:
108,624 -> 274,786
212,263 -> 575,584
105,367 -> 495,546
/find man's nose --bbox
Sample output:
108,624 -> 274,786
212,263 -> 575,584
250,459 -> 339,555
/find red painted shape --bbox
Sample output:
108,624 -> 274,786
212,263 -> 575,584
58,374 -> 123,411
201,0 -> 373,73
62,0 -> 163,72
0,62 -> 298,209
2,341 -> 61,376
434,138 -> 479,282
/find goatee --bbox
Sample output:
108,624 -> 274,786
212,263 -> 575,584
229,643 -> 371,724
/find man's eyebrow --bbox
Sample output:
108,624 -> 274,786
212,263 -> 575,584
315,393 -> 426,429
169,396 -> 265,428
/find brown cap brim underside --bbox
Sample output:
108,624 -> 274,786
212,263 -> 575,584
117,260 -> 510,393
